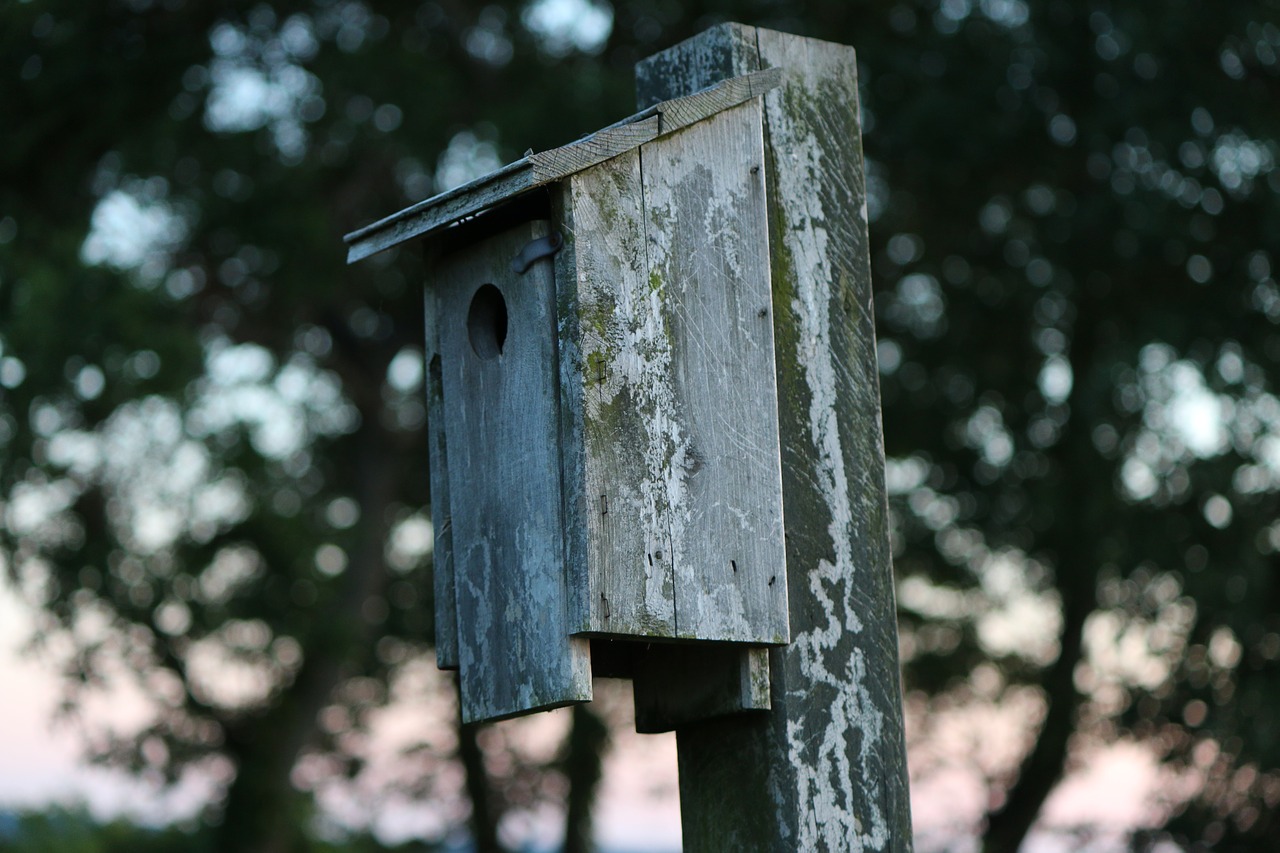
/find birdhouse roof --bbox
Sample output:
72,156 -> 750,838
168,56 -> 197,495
342,67 -> 781,264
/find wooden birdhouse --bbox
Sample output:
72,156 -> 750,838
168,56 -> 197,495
347,23 -> 913,846
345,68 -> 790,726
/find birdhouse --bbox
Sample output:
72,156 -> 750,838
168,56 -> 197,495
345,68 -> 789,726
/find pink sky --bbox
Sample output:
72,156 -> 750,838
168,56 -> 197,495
0,576 -> 1168,851
0,577 -> 683,848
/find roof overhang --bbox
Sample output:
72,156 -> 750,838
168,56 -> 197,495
342,66 -> 782,264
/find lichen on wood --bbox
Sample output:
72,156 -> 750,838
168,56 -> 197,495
558,100 -> 788,646
638,23 -> 913,853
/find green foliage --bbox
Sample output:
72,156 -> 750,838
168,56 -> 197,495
0,806 -> 441,853
0,808 -> 208,853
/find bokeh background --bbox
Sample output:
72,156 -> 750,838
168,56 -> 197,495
3,1 -> 1279,851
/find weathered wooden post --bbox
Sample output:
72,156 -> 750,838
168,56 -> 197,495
636,25 -> 913,851
344,23 -> 911,851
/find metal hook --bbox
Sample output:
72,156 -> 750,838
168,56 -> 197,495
511,231 -> 564,274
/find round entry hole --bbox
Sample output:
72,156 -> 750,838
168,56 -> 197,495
467,284 -> 508,359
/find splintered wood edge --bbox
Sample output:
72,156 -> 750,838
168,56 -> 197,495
343,66 -> 783,263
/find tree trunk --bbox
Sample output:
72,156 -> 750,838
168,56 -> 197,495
981,589 -> 1090,853
214,407 -> 396,852
982,302 -> 1107,853
457,698 -> 504,853
562,704 -> 609,853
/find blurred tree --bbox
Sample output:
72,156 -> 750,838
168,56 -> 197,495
3,1 -> 1279,852
827,3 -> 1280,850
1,1 -> 619,850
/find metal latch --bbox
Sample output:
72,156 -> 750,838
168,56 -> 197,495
511,232 -> 563,274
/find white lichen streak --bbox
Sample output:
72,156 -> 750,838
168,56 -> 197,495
585,241 -> 689,620
685,153 -> 761,631
772,101 -> 888,850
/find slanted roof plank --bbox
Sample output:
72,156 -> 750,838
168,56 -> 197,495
528,115 -> 661,185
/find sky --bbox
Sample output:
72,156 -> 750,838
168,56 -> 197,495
0,570 -> 685,851
0,577 -> 219,824
0,560 -> 1171,853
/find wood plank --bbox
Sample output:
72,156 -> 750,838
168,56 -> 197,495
558,149 -> 678,638
639,99 -> 789,644
435,220 -> 591,723
633,645 -> 770,734
635,24 -> 763,110
529,115 -> 659,185
655,66 -> 780,131
344,68 -> 782,264
637,24 -> 914,852
423,285 -> 458,670
551,189 -> 592,636
346,164 -> 536,263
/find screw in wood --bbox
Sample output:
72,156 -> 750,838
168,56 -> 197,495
588,353 -> 606,383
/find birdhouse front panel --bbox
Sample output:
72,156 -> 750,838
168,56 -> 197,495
557,97 -> 790,646
434,219 -> 591,723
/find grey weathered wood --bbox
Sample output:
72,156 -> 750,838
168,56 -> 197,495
635,25 -> 763,111
344,67 -> 783,264
528,115 -> 660,185
632,645 -> 770,734
648,64 -> 780,132
424,285 -> 458,670
436,220 -> 591,723
641,98 -> 788,645
349,23 -> 907,770
556,148 -> 678,638
548,99 -> 787,730
638,24 -> 914,852
554,99 -> 788,646
346,159 -> 536,264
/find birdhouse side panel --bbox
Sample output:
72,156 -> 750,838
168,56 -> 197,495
641,99 -> 790,644
424,287 -> 459,670
562,100 -> 789,645
558,150 -> 679,638
435,220 -> 592,723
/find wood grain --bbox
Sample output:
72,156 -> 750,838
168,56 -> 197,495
640,99 -> 788,645
556,101 -> 788,646
435,220 -> 591,723
558,149 -> 678,638
528,116 -> 660,185
424,285 -> 459,670
638,24 -> 914,853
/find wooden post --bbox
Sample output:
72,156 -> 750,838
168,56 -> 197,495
636,25 -> 914,851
